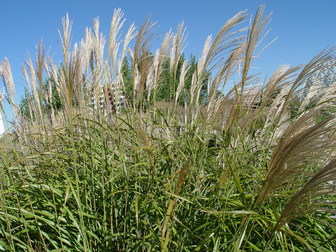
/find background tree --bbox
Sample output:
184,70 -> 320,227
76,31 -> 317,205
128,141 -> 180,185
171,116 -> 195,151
122,53 -> 210,107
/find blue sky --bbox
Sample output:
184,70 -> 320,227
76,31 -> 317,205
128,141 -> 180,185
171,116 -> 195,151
0,0 -> 335,114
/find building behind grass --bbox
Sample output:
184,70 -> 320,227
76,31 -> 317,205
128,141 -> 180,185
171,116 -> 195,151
89,83 -> 127,114
303,57 -> 336,99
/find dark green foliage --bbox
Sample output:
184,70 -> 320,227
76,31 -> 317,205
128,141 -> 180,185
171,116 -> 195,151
19,78 -> 62,120
122,58 -> 134,106
19,88 -> 34,119
121,54 -> 209,107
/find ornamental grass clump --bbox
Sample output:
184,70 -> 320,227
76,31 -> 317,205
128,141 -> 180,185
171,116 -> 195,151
0,5 -> 336,251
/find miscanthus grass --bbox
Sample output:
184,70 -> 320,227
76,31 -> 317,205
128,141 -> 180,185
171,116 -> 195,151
1,5 -> 336,251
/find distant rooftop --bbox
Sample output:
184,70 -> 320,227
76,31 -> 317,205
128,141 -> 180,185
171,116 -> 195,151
305,57 -> 336,89
303,57 -> 336,98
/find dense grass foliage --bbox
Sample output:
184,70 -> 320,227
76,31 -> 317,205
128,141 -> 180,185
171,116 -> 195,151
1,114 -> 335,251
1,5 -> 336,251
